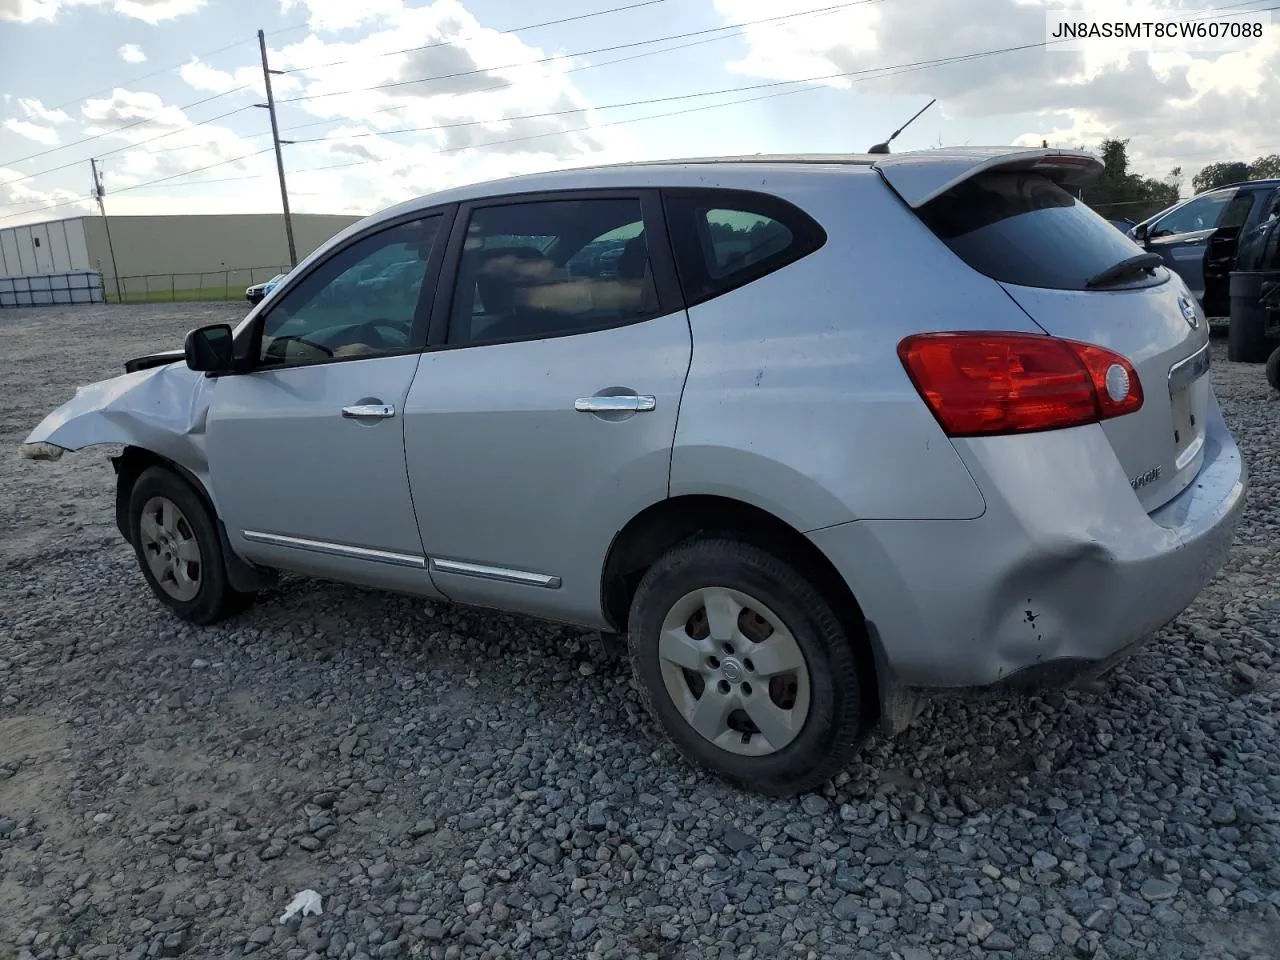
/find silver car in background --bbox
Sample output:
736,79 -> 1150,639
22,148 -> 1247,795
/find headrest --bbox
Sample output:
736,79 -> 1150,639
617,235 -> 648,280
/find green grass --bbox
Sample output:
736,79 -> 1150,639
107,285 -> 250,305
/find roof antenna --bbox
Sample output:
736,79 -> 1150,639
868,98 -> 936,155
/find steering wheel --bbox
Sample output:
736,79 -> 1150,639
264,334 -> 334,361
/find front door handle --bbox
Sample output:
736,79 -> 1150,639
342,403 -> 396,419
574,395 -> 657,413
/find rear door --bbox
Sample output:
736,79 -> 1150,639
887,157 -> 1211,513
402,190 -> 691,626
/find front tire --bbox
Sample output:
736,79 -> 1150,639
1267,345 -> 1280,393
627,539 -> 870,796
128,466 -> 255,625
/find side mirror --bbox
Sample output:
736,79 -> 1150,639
185,323 -> 235,373
1131,223 -> 1149,243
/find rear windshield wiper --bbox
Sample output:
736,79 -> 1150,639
1085,252 -> 1164,289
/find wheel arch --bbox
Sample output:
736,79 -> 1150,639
113,445 -> 274,592
112,447 -> 208,542
601,494 -> 879,723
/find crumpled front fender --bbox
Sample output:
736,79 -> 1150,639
21,362 -> 213,480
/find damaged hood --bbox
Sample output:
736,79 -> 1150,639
22,361 -> 213,460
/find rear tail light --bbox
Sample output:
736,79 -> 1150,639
898,331 -> 1143,437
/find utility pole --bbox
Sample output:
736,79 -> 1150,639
257,29 -> 297,268
90,158 -> 123,304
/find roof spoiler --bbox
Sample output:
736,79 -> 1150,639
872,147 -> 1104,209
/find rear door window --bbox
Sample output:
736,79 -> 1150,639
446,197 -> 664,346
916,171 -> 1162,291
662,189 -> 826,306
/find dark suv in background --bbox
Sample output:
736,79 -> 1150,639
1130,179 -> 1280,318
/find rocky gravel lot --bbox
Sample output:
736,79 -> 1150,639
1,303 -> 1278,960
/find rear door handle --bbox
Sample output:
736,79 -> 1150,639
574,395 -> 657,413
342,403 -> 396,419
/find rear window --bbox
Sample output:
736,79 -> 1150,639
917,171 -> 1160,291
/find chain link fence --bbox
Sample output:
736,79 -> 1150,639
108,265 -> 292,304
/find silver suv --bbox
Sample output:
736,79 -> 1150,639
23,148 -> 1247,795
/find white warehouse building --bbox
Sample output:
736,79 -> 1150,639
0,212 -> 360,306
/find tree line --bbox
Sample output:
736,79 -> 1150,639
1075,138 -> 1280,225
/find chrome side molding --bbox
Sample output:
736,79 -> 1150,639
241,530 -> 426,568
429,558 -> 562,589
242,530 -> 562,589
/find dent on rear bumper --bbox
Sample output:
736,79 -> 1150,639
809,394 -> 1246,691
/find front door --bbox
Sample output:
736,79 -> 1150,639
205,212 -> 450,595
1143,188 -> 1237,308
403,191 -> 692,626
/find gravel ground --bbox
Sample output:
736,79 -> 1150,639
1,303 -> 1278,960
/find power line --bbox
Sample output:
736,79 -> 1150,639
284,48 -> 1043,178
0,146 -> 275,222
4,0 -> 868,191
4,2 -> 1275,223
0,23 -> 313,170
288,42 -> 1043,148
37,23 -> 304,116
2,86 -> 255,169
0,1 -> 675,185
0,34 -> 984,223
276,0 -> 887,106
1,105 -> 257,190
276,1 -> 855,137
262,4 -> 1280,177
270,0 -> 1268,136
283,0 -> 670,74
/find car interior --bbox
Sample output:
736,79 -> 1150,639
450,207 -> 658,346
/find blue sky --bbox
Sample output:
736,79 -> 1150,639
0,0 -> 1276,225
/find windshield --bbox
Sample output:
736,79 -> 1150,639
917,171 -> 1163,291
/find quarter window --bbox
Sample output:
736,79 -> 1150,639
662,189 -> 826,306
258,216 -> 440,367
448,198 -> 660,345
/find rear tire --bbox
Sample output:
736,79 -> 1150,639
627,539 -> 870,796
128,466 -> 256,625
1267,346 -> 1280,392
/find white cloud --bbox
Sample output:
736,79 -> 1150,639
119,43 -> 147,63
82,87 -> 193,133
1,0 -> 200,22
0,165 -> 94,224
4,0 -> 634,223
713,0 -> 1280,184
17,97 -> 71,124
3,118 -> 59,144
0,0 -> 58,20
280,0 -> 403,33
178,58 -> 301,97
248,0 -> 633,213
180,60 -> 243,94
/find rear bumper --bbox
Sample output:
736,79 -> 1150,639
809,390 -> 1246,693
